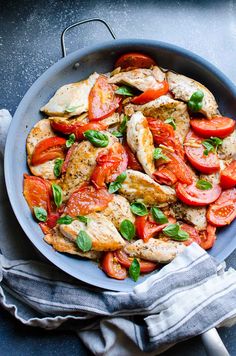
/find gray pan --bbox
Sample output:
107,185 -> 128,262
4,19 -> 236,292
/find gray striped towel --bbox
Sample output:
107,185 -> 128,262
1,110 -> 236,356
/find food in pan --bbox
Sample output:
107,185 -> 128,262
23,52 -> 236,281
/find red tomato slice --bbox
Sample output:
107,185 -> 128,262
184,130 -> 220,174
61,143 -> 78,174
176,181 -> 222,206
114,250 -> 157,273
190,116 -> 235,139
131,81 -> 169,105
199,224 -> 216,250
207,189 -> 236,226
135,215 -> 169,242
88,76 -> 120,121
215,188 -> 236,203
31,137 -> 66,166
220,161 -> 236,189
75,121 -> 108,140
50,117 -> 87,135
65,185 -> 113,217
102,252 -> 127,280
165,152 -> 194,185
179,223 -> 201,246
23,174 -> 51,213
153,166 -> 177,186
115,52 -> 156,69
123,141 -> 143,171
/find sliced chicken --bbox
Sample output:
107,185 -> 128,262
101,112 -> 121,127
26,119 -> 57,180
49,113 -> 88,128
125,95 -> 190,143
167,71 -> 219,118
119,169 -> 176,206
124,238 -> 186,263
127,112 -> 155,176
171,202 -> 207,231
40,72 -> 99,117
59,214 -> 125,251
218,130 -> 236,160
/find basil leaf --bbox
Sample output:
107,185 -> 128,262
188,90 -> 204,112
115,86 -> 134,97
130,202 -> 148,216
164,117 -> 176,130
174,229 -> 189,241
52,183 -> 63,208
129,258 -> 140,282
196,179 -> 212,190
84,130 -> 109,147
151,207 -> 168,224
33,207 -> 47,222
57,215 -> 73,225
119,115 -> 128,135
112,131 -> 123,138
54,158 -> 64,178
76,230 -> 92,252
65,105 -> 82,113
202,137 -> 222,156
77,215 -> 91,224
108,171 -> 127,193
66,133 -> 76,148
153,147 -> 168,161
163,223 -> 180,237
202,140 -> 214,156
116,171 -> 127,183
120,219 -> 135,241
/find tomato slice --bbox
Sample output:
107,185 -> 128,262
153,166 -> 177,186
114,250 -> 157,273
115,52 -> 156,69
61,143 -> 78,174
50,117 -> 87,135
65,185 -> 113,217
165,152 -> 194,185
185,130 -> 220,174
135,214 -> 169,242
31,137 -> 66,166
190,116 -> 235,139
88,76 -> 120,121
102,252 -> 127,280
220,161 -> 236,189
199,224 -> 216,250
179,223 -> 201,246
123,141 -> 143,171
75,121 -> 108,140
176,181 -> 222,206
207,189 -> 236,226
131,81 -> 169,105
23,174 -> 51,213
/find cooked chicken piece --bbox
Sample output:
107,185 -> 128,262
44,228 -> 101,260
61,132 -> 118,199
119,169 -> 176,206
125,95 -> 190,143
124,238 -> 186,263
127,112 -> 155,176
218,130 -> 236,160
101,113 -> 121,127
199,172 -> 220,186
166,71 -> 219,118
59,214 -> 125,251
152,66 -> 166,82
108,67 -> 164,92
170,202 -> 207,231
26,119 -> 57,179
49,114 -> 88,128
40,72 -> 99,117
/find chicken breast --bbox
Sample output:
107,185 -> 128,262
40,72 -> 99,117
125,95 -> 190,143
124,238 -> 186,263
26,119 -> 57,179
119,169 -> 176,206
218,130 -> 236,160
127,112 -> 155,176
171,202 -> 207,231
59,215 -> 125,251
166,71 -> 219,118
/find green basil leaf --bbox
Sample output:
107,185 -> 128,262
174,229 -> 189,241
119,115 -> 128,135
108,172 -> 127,193
77,215 -> 91,224
151,207 -> 168,224
115,86 -> 134,97
196,179 -> 212,190
202,140 -> 214,155
120,219 -> 135,241
163,223 -> 180,237
112,131 -> 123,138
53,158 -> 64,178
84,130 -> 109,147
33,206 -> 47,222
129,258 -> 140,282
188,90 -> 204,112
130,202 -> 148,216
202,137 -> 222,156
116,171 -> 127,184
153,147 -> 168,161
76,230 -> 92,252
66,133 -> 76,148
164,117 -> 176,130
57,215 -> 73,225
52,183 -> 63,208
65,105 -> 82,113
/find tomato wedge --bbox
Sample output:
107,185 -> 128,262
153,166 -> 177,186
115,52 -> 156,69
165,152 -> 194,185
75,121 -> 108,140
176,181 -> 222,206
135,214 -> 169,242
50,117 -> 87,135
31,137 -> 66,166
185,130 -> 220,174
65,185 -> 113,217
61,143 -> 78,174
23,174 -> 51,212
220,161 -> 236,189
88,76 -> 120,121
190,116 -> 235,139
179,223 -> 201,246
199,224 -> 217,250
114,250 -> 157,273
207,188 -> 236,226
102,252 -> 127,280
131,81 -> 169,105
123,141 -> 143,171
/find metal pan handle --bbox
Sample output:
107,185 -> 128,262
61,18 -> 116,57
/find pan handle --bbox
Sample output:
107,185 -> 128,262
61,18 -> 116,57
201,328 -> 229,356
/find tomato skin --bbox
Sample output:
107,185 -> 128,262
50,117 -> 86,135
61,143 -> 78,174
199,224 -> 216,250
207,189 -> 236,227
102,252 -> 127,280
131,81 -> 169,105
115,52 -> 156,69
31,137 -> 66,166
114,250 -> 157,273
179,223 -> 201,246
220,161 -> 236,189
190,116 -> 235,139
123,141 -> 143,171
153,166 -> 177,186
88,76 -> 120,121
176,181 -> 222,206
23,174 -> 51,213
165,152 -> 194,185
135,215 -> 169,242
76,121 -> 108,140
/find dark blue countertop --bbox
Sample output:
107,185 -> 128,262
0,0 -> 236,355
